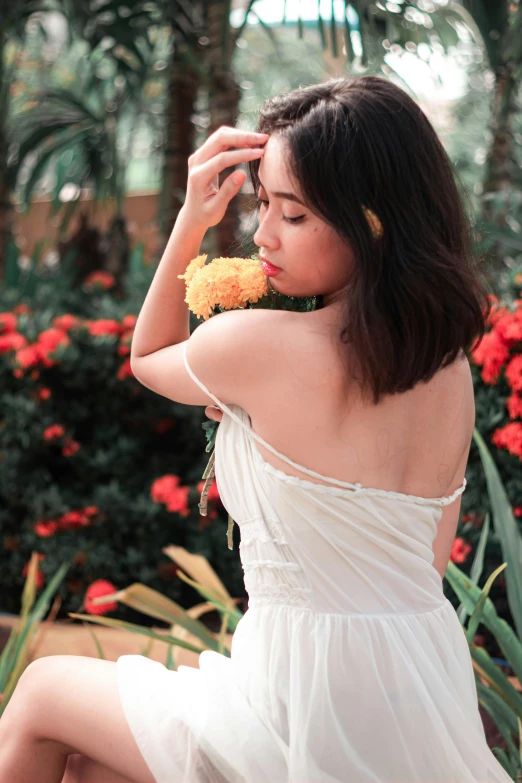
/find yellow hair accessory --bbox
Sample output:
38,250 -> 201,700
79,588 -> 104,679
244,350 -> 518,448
362,206 -> 383,239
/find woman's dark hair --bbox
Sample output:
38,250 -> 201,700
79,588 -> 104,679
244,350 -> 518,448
246,75 -> 493,406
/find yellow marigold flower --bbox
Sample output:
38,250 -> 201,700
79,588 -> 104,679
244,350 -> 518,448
180,256 -> 269,320
177,253 -> 208,288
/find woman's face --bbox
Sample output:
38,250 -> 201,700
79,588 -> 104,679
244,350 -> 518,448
252,134 -> 353,308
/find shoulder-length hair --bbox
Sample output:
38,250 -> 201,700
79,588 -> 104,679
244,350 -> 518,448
245,75 -> 493,406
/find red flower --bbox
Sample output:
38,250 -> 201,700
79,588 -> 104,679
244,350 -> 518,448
34,520 -> 59,537
62,438 -> 80,457
37,387 -> 52,401
506,392 -> 522,420
37,328 -> 70,366
59,510 -> 90,530
52,314 -> 81,332
117,358 -> 134,380
13,304 -> 31,315
505,355 -> 522,393
154,418 -> 174,434
16,344 -> 41,369
151,475 -> 190,517
0,313 -> 17,333
84,579 -> 118,615
491,421 -> 522,460
471,330 -> 510,385
84,271 -> 115,290
0,332 -> 28,353
22,555 -> 45,589
450,537 -> 472,564
122,314 -> 137,330
87,319 -> 122,337
43,424 -> 65,441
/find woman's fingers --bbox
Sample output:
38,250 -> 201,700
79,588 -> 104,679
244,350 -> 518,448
190,147 -> 265,188
189,126 -> 269,166
205,405 -> 223,422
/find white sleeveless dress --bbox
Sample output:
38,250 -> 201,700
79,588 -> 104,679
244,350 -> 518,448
116,342 -> 513,783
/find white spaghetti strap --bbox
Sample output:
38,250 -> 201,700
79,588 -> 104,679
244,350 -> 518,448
183,342 -> 361,489
183,341 -> 247,426
183,341 -> 468,505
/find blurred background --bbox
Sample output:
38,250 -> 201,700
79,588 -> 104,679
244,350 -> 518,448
1,2 -> 522,764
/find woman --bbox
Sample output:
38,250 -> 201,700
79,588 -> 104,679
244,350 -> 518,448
0,76 -> 512,783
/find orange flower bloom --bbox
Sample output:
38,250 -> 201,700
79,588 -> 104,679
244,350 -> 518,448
178,254 -> 268,320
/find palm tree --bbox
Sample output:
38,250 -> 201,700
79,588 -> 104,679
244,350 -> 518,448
7,40 -> 159,294
0,1 -> 65,278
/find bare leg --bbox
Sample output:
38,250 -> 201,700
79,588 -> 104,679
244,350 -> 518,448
0,656 -> 156,783
0,728 -> 70,783
62,753 -> 137,783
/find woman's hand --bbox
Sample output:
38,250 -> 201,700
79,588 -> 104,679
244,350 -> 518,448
181,126 -> 269,230
205,406 -> 223,423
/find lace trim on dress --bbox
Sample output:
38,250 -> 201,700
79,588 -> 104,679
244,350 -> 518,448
242,559 -> 303,573
238,515 -> 288,546
255,450 -> 468,508
247,583 -> 314,610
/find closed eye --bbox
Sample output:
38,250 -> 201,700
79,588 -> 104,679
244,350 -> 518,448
254,196 -> 305,224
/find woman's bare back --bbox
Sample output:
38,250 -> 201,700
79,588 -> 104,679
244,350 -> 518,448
237,306 -> 475,499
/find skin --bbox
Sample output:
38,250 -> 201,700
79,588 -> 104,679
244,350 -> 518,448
252,133 -> 354,309
206,133 -> 355,425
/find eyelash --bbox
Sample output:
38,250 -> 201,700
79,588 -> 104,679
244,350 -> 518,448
254,196 -> 305,224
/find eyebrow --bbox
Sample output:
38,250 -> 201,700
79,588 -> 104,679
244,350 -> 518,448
257,175 -> 306,207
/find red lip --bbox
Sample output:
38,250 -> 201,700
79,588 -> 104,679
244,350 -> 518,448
260,255 -> 282,271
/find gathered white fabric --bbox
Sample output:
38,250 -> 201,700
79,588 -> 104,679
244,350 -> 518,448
116,342 -> 513,783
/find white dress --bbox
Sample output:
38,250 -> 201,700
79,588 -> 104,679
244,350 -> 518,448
116,342 -> 513,783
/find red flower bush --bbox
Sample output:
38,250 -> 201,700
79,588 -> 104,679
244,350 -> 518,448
470,294 -> 522,467
33,507 -> 99,537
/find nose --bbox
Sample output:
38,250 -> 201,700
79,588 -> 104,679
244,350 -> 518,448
253,214 -> 276,252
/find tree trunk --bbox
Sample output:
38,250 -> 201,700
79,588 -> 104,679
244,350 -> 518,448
205,0 -> 243,258
102,215 -> 130,299
481,59 -> 519,223
0,27 -> 13,281
160,42 -> 200,244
